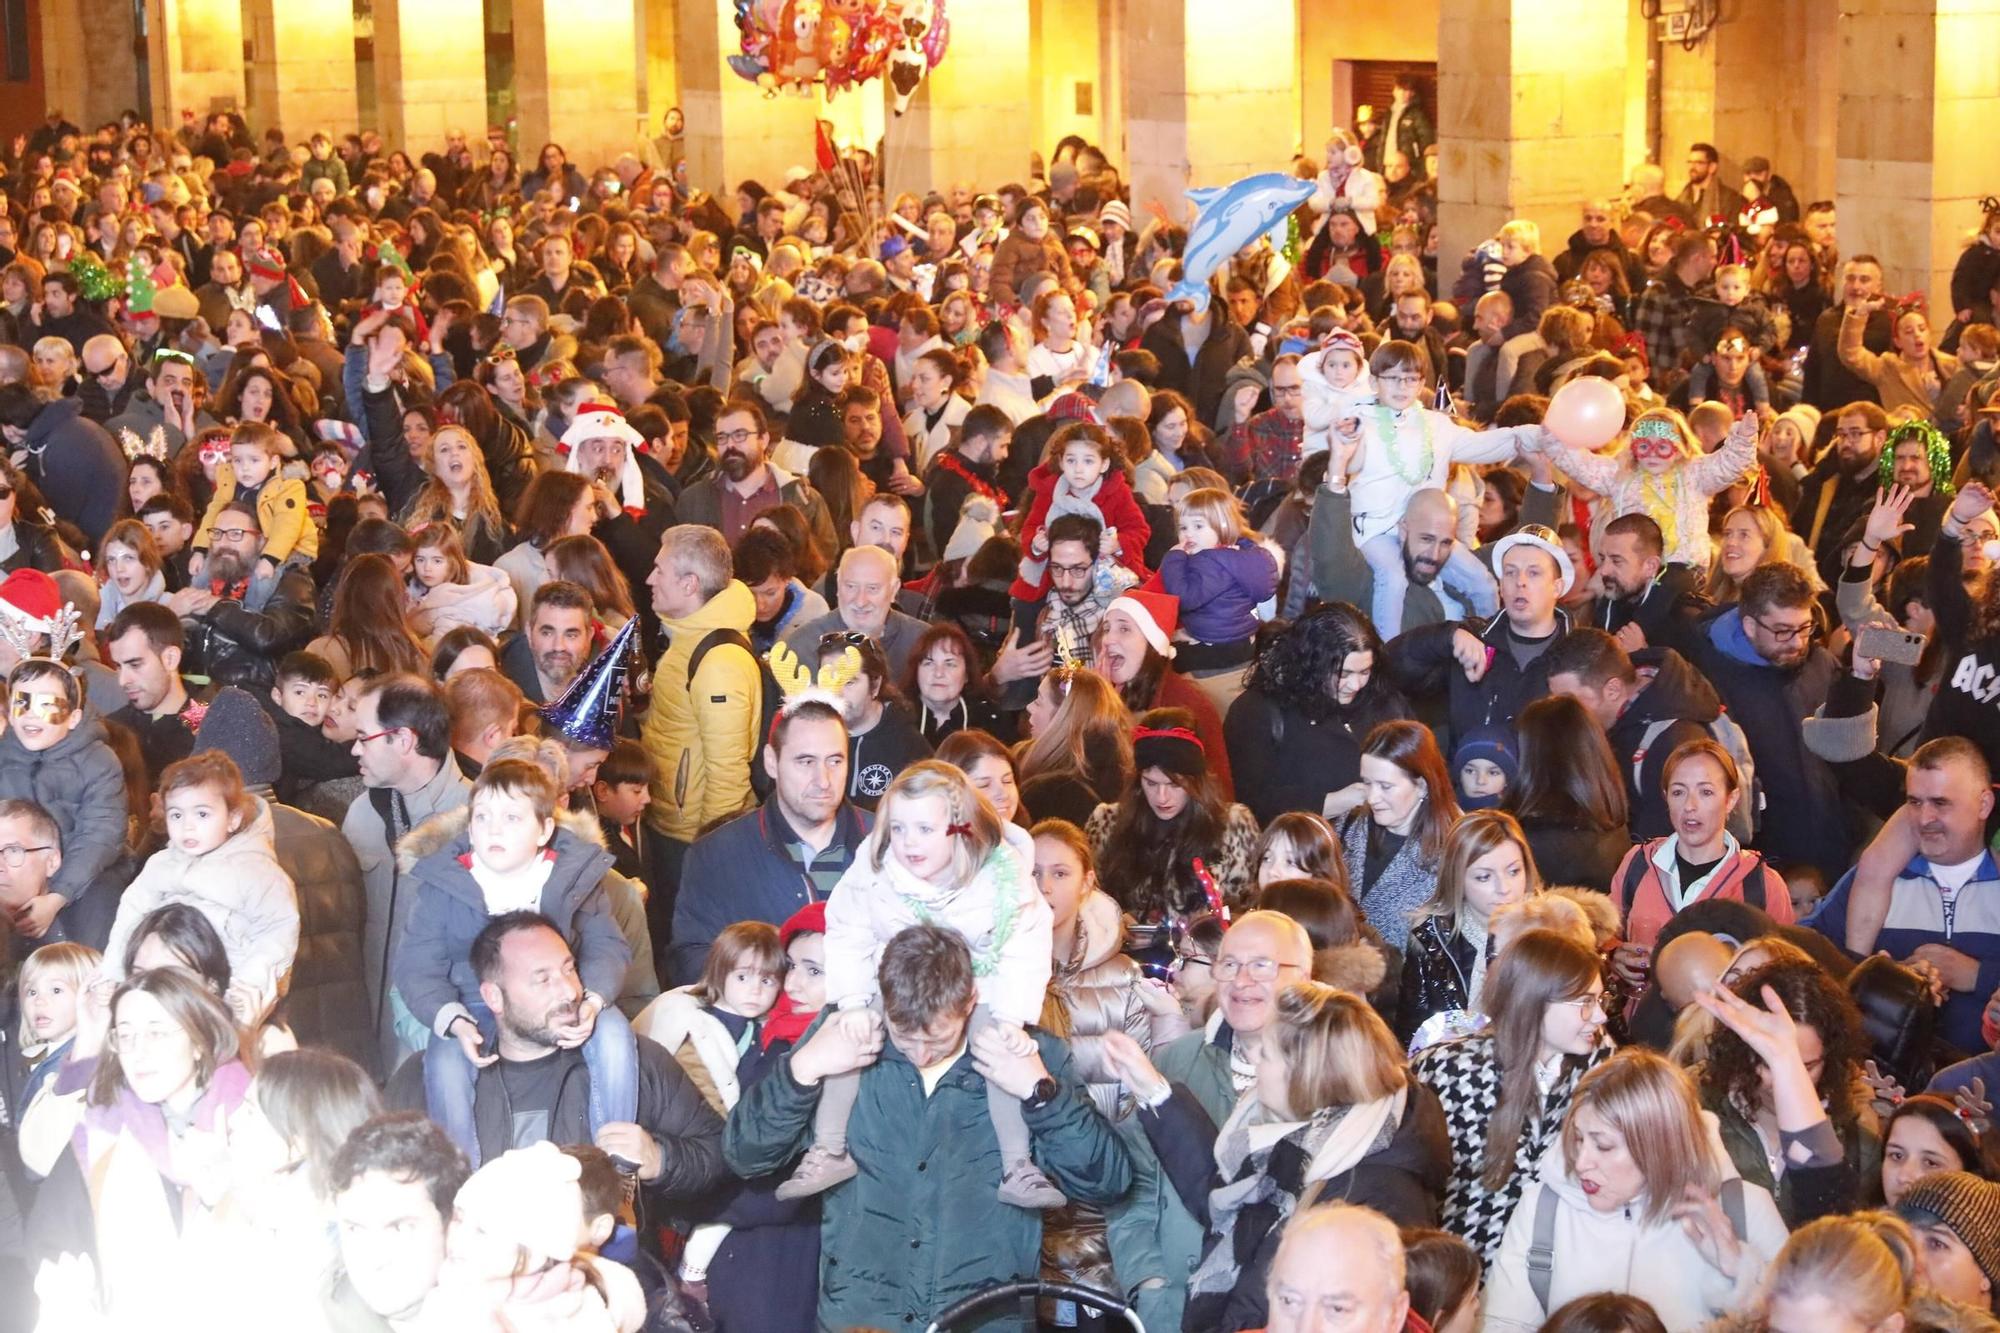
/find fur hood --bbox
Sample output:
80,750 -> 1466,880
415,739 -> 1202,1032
396,802 -> 607,873
1703,1293 -> 2000,1333
1317,938 -> 1389,996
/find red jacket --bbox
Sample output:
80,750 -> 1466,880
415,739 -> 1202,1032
1009,462 -> 1151,600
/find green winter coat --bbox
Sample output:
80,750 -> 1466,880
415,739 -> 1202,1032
724,1018 -> 1132,1332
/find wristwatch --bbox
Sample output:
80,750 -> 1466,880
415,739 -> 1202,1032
1022,1075 -> 1059,1112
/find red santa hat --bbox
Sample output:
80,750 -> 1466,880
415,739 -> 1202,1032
1106,590 -> 1179,661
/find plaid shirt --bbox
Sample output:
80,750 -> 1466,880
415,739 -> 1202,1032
1221,408 -> 1305,486
1631,274 -> 1709,380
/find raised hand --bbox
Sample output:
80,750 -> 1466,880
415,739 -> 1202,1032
1863,484 -> 1918,549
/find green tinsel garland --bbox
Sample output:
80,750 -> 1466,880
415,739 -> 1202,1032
1878,418 -> 1956,498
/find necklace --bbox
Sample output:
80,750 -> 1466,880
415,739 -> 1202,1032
1637,467 -> 1684,554
1374,405 -> 1435,486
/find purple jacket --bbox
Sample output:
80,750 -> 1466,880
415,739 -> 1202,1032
1160,540 -> 1280,645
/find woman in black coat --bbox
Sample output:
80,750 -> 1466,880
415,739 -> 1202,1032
1224,603 -> 1410,826
1507,696 -> 1633,894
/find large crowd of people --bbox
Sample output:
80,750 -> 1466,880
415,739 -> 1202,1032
3,89 -> 2000,1333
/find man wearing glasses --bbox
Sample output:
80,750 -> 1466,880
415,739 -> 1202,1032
106,346 -> 215,456
166,500 -> 315,690
340,674 -> 470,1072
674,400 -> 838,554
1219,353 -> 1307,490
1793,399 -> 1891,582
76,334 -> 135,424
1691,562 -> 1847,878
0,797 -> 118,960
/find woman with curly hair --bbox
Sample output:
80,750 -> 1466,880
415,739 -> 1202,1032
397,424 -> 511,566
212,364 -> 308,454
1085,708 -> 1261,958
1693,957 -> 1877,1226
1223,602 -> 1409,825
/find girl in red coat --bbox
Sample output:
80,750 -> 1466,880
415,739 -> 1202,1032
1009,420 -> 1151,603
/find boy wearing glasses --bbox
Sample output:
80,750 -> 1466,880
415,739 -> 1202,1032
0,656 -> 130,942
1329,339 -> 1547,634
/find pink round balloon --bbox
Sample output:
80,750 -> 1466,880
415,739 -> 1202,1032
1544,376 -> 1625,451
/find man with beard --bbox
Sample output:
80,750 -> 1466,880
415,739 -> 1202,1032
1803,255 -> 1891,412
1676,142 -> 1747,224
1586,513 -> 1709,655
1311,483 -> 1560,636
166,500 -> 315,689
559,402 -> 675,646
674,400 -> 837,554
1554,198 -> 1645,290
1690,562 -> 1847,878
500,581 -> 595,705
392,911 -> 725,1193
1794,400 -> 1890,583
1387,291 -> 1449,386
102,602 -> 216,782
781,544 -> 927,679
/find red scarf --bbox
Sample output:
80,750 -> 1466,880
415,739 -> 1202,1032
209,576 -> 250,601
761,993 -> 819,1050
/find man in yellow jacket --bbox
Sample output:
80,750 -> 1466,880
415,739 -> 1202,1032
642,525 -> 762,962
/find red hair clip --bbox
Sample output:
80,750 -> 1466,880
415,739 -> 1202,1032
946,822 -> 973,837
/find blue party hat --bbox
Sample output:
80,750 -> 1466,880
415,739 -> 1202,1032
537,617 -> 640,750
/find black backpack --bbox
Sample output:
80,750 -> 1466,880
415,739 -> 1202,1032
685,628 -> 781,798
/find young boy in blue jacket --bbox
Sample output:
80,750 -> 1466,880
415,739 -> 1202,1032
393,754 -> 636,1165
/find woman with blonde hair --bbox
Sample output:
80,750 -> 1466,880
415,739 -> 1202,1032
1482,1048 -> 1788,1332
1099,980 -> 1450,1331
1710,502 -> 1823,606
1016,665 -> 1132,826
398,423 -> 511,566
1399,808 -> 1541,1046
1754,1212 -> 1924,1333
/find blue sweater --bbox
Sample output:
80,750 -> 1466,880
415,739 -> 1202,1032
1809,853 -> 2000,1051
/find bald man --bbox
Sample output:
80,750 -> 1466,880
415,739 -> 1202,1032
1266,1205 -> 1412,1333
780,543 -> 927,678
1624,929 -> 1734,1050
1310,482 -> 1560,634
77,333 -> 134,423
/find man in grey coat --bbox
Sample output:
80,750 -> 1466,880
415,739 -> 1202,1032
340,674 -> 470,1074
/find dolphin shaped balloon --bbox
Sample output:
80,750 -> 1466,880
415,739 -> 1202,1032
1165,172 -> 1319,314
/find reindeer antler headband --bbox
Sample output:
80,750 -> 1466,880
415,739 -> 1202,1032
765,640 -> 862,716
0,601 -> 83,668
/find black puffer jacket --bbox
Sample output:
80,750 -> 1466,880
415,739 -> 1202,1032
180,564 -> 318,690
261,790 -> 372,1075
1397,914 -> 1481,1047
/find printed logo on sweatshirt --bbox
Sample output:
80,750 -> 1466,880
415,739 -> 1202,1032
856,763 -> 894,799
1949,652 -> 2000,704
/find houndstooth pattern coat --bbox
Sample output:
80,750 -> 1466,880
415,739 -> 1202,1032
1411,1031 -> 1610,1261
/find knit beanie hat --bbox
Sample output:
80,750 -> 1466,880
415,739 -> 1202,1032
1801,703 -> 1879,765
193,687 -> 281,787
1098,200 -> 1132,234
1772,403 -> 1821,448
1897,1171 -> 2000,1285
1107,590 -> 1178,660
780,900 -> 827,947
1452,723 -> 1520,810
453,1141 -> 586,1269
942,494 -> 999,564
1214,358 -> 1271,432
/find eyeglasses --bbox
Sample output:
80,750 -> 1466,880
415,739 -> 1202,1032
1377,372 -> 1423,386
1171,950 -> 1212,974
1211,957 -> 1303,982
210,526 -> 257,543
482,346 -> 517,366
353,726 -> 407,745
0,842 -> 51,867
87,361 -> 124,381
715,428 -> 761,447
1049,560 -> 1094,578
1269,382 -> 1305,398
1558,991 -> 1609,1016
1750,614 -> 1818,645
1631,437 -> 1679,461
1832,428 -> 1878,442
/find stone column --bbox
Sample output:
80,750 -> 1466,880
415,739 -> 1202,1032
42,0 -> 141,132
373,0 -> 486,156
888,0 -> 1033,203
674,0 -> 821,196
1434,0 -> 1626,292
1837,0 -> 2000,317
145,0 -> 245,129
1118,0 -> 1300,224
514,0 -> 643,176
244,0 -> 359,139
